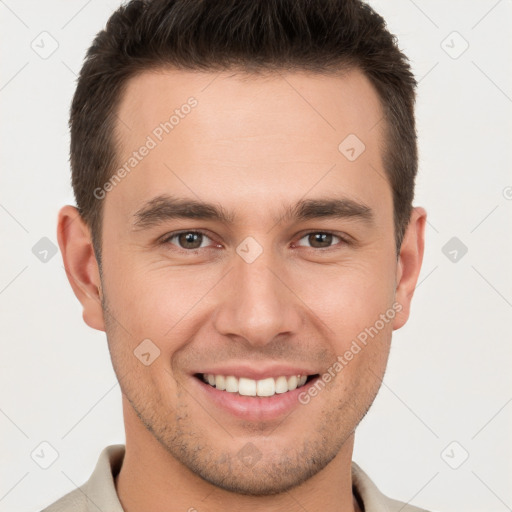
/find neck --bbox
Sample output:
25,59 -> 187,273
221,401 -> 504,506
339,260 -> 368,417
115,398 -> 361,512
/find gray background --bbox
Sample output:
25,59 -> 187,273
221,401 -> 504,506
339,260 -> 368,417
1,1 -> 511,511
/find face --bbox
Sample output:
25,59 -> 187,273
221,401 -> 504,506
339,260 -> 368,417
66,68 -> 422,495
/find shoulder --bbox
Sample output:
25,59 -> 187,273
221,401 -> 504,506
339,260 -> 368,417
40,488 -> 87,512
381,494 -> 432,512
39,444 -> 125,512
352,461 -> 434,512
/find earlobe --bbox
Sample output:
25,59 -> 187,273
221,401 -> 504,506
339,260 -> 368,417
57,205 -> 106,332
392,206 -> 427,331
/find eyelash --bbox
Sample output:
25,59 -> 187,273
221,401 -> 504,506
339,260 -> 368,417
160,229 -> 350,252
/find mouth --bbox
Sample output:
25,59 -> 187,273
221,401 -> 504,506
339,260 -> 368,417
190,365 -> 322,421
194,373 -> 319,397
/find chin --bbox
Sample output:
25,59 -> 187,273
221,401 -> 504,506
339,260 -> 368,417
188,457 -> 328,496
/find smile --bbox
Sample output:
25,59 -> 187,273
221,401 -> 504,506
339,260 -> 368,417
198,373 -> 316,397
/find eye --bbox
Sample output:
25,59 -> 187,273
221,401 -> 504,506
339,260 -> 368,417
295,231 -> 346,249
162,230 -> 216,250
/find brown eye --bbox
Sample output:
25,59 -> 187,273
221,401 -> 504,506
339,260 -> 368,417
165,231 -> 211,250
296,232 -> 343,249
178,232 -> 203,249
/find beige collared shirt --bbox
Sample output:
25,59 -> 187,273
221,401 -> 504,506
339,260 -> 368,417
41,445 -> 431,512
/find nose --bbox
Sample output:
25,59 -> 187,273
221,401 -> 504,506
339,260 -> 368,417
212,249 -> 304,348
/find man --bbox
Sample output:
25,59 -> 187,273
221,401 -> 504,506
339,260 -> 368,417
48,0 -> 429,510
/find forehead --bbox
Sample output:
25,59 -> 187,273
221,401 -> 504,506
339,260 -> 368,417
108,67 -> 390,225
116,67 -> 384,145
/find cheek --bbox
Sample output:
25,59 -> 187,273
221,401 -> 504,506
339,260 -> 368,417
292,258 -> 397,339
289,257 -> 397,389
101,258 -> 225,347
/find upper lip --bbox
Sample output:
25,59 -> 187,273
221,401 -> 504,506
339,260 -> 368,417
193,363 -> 319,380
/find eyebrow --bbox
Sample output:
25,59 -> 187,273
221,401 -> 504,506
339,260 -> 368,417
132,194 -> 374,230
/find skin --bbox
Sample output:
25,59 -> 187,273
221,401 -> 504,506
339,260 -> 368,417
58,68 -> 426,512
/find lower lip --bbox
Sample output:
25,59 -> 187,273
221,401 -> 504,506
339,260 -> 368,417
192,376 -> 318,422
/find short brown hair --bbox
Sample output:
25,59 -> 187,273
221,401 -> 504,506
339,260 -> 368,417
70,0 -> 417,260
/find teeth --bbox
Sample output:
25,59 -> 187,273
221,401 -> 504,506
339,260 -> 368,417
225,375 -> 239,393
215,375 -> 226,391
239,377 -> 257,396
201,373 -> 311,396
275,376 -> 288,394
257,377 -> 275,397
287,375 -> 298,390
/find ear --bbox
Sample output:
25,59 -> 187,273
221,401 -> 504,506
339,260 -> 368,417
57,205 -> 105,331
392,206 -> 427,330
